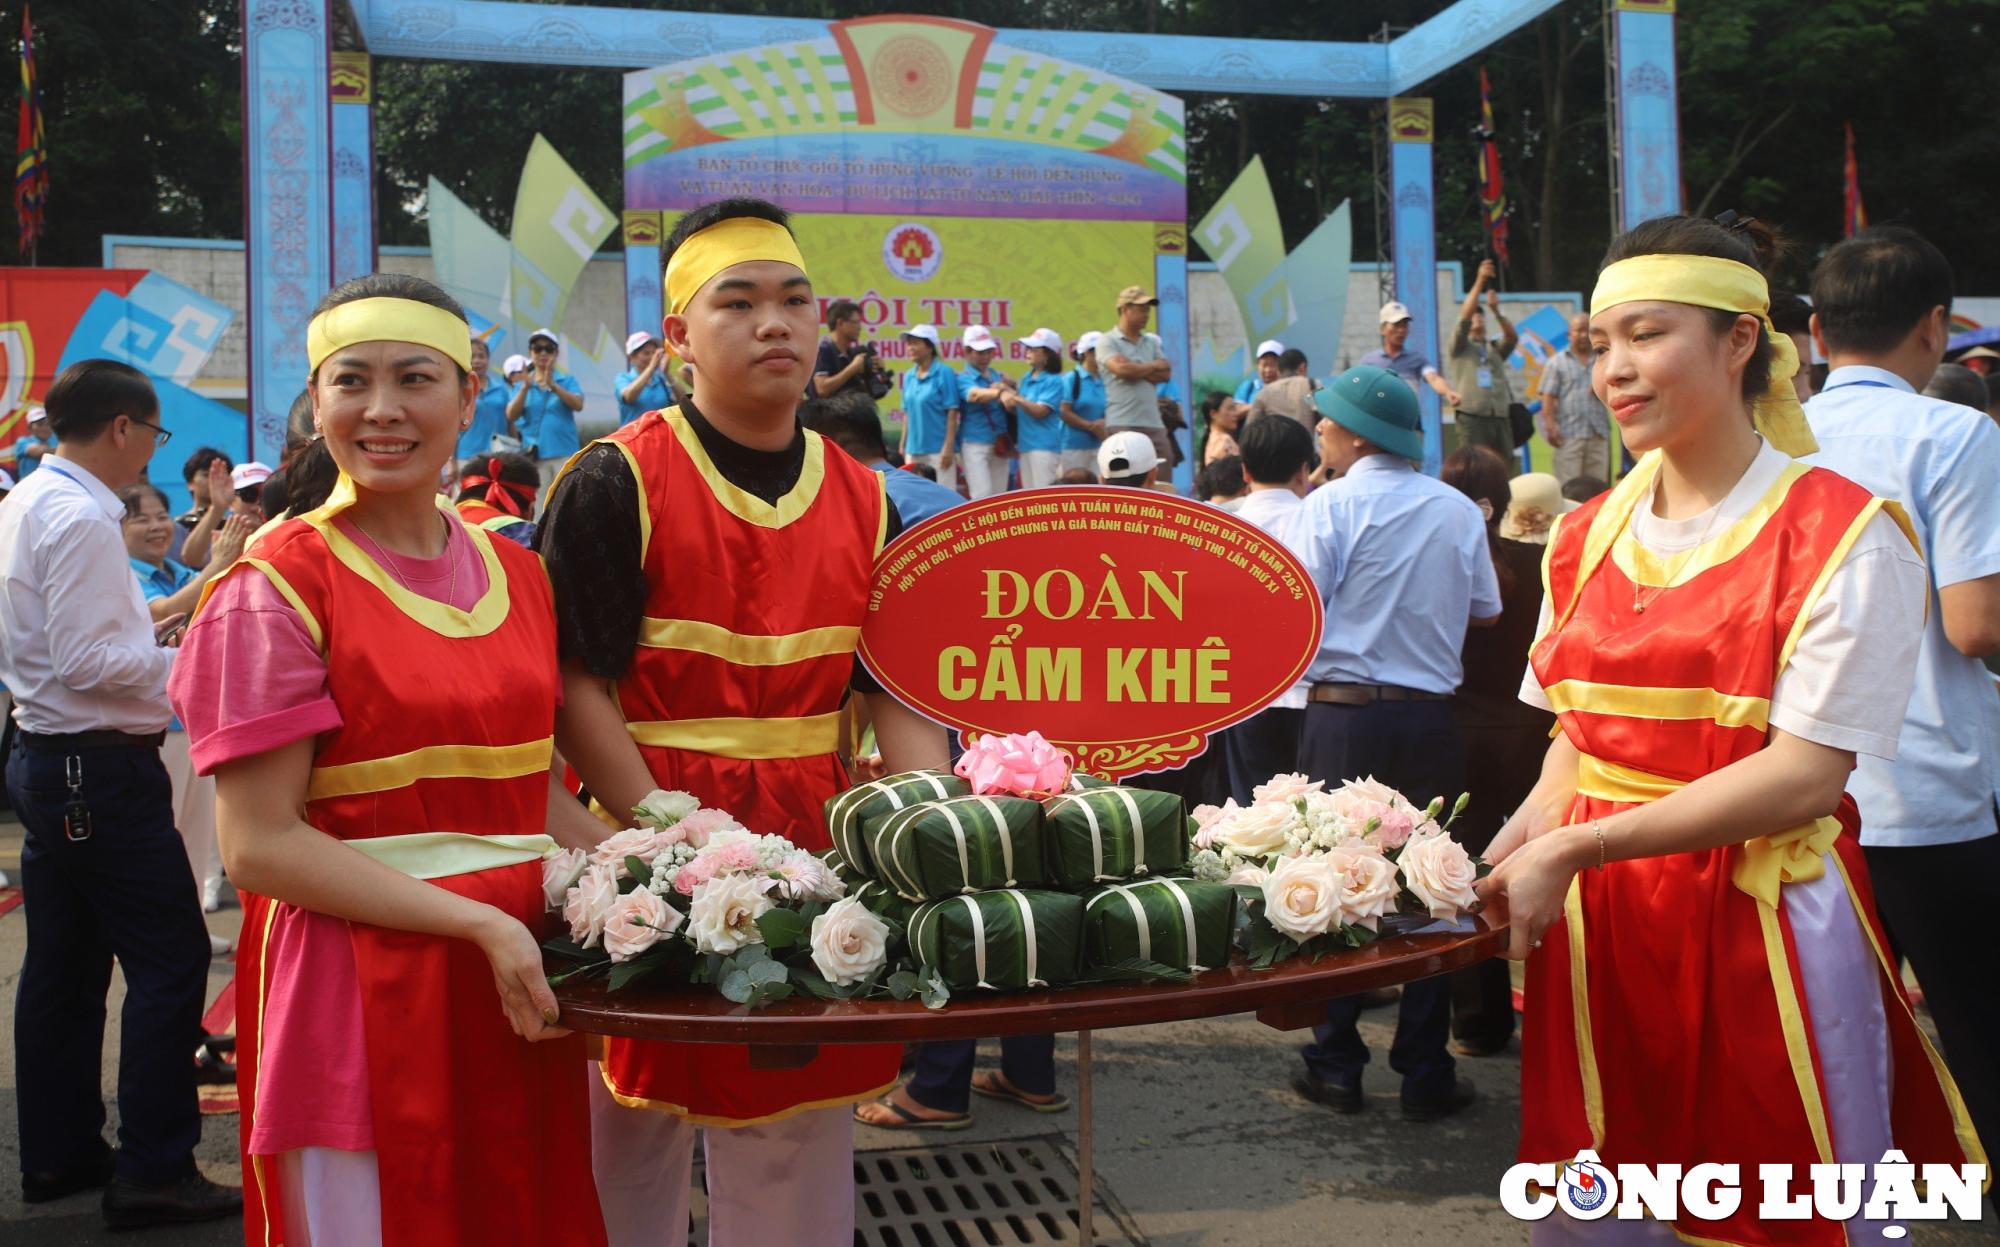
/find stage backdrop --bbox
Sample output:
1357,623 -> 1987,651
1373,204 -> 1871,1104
622,14 -> 1189,391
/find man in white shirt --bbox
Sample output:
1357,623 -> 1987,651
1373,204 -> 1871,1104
1801,226 -> 2000,1176
0,361 -> 240,1227
1219,413 -> 1317,803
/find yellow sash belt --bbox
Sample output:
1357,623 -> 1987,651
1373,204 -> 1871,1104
1575,754 -> 1842,909
345,831 -> 559,880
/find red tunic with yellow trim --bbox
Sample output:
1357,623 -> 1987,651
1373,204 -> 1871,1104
1520,460 -> 1980,1246
225,510 -> 603,1247
596,407 -> 900,1125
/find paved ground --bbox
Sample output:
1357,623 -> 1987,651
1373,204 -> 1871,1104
2,819 -> 1995,1245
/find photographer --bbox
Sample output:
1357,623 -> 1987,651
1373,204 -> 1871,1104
504,327 -> 584,492
813,299 -> 889,400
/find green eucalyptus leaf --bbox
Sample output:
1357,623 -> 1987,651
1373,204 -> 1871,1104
755,908 -> 807,951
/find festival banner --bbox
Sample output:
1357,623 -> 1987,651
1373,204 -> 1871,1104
859,488 -> 1322,779
1193,156 -> 1294,345
1278,200 -> 1351,378
624,15 -> 1186,392
426,176 -> 512,333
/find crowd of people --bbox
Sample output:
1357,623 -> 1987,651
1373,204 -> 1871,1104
0,194 -> 1994,1247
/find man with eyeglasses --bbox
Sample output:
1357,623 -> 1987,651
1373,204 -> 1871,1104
0,360 -> 241,1228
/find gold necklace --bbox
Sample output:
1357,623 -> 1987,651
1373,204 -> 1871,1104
1629,478 -> 1727,614
353,511 -> 459,605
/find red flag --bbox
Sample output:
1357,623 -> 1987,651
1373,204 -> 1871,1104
1842,122 -> 1866,238
1477,67 -> 1510,266
15,5 -> 48,261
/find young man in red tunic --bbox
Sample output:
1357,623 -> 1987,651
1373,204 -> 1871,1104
539,197 -> 949,1246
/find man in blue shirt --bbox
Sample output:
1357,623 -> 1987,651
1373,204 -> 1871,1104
1288,365 -> 1500,1122
506,327 -> 584,491
957,325 -> 1012,499
1358,301 -> 1460,409
455,337 -> 512,467
1057,332 -> 1108,473
1801,226 -> 2000,1163
615,330 -> 673,426
800,389 -> 963,526
1234,339 -> 1285,404
897,324 -> 962,491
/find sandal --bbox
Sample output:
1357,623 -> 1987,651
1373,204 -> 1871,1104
854,1095 -> 972,1131
971,1072 -> 1070,1113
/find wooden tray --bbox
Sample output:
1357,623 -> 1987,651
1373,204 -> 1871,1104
551,918 -> 1503,1063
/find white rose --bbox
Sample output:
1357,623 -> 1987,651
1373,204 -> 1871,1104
564,863 -> 620,948
1226,863 -> 1270,888
809,897 -> 892,986
541,847 -> 589,909
590,826 -> 665,876
602,887 -> 684,961
1341,776 -> 1419,817
634,789 -> 700,828
1213,801 -> 1299,859
1398,831 -> 1481,920
1326,844 -> 1400,931
1252,772 -> 1325,805
685,873 -> 774,955
1261,854 -> 1345,943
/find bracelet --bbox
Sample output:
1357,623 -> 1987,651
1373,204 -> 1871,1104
1591,819 -> 1607,872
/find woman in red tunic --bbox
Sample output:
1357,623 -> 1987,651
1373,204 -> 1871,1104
170,273 -> 606,1247
1477,216 -> 1984,1245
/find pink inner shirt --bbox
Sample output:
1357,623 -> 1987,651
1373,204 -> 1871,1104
171,512 -> 493,1155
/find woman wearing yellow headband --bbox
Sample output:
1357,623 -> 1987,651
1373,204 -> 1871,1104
169,273 -> 606,1247
1473,217 -> 1981,1243
538,198 -> 950,1246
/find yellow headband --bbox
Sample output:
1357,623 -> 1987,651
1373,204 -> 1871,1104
663,216 -> 809,318
307,297 -> 473,375
1589,254 -> 1816,457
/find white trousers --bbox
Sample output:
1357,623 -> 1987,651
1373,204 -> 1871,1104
1018,450 -> 1060,490
161,729 -> 220,904
911,452 -> 958,492
960,442 -> 1008,499
278,1148 -> 383,1247
1059,448 -> 1098,475
588,1063 -> 855,1247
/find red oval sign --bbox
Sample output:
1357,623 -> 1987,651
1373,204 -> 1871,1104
860,487 -> 1323,779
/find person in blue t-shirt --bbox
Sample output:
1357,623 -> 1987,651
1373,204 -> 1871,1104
506,326 -> 584,491
1235,339 -> 1286,404
614,330 -> 674,426
455,337 -> 512,467
13,407 -> 52,479
957,325 -> 1013,499
897,324 -> 963,493
1057,332 -> 1109,474
1004,327 -> 1069,489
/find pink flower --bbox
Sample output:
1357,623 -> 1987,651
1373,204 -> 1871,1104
1252,772 -> 1324,805
673,856 -> 716,897
954,730 -> 1072,797
602,887 -> 683,961
675,807 -> 743,850
590,827 -> 665,875
707,841 -> 760,873
564,864 -> 620,948
1355,800 -> 1416,851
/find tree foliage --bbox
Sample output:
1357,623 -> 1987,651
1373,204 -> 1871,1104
9,0 -> 1998,296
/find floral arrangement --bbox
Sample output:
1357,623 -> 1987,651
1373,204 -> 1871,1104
1186,773 -> 1485,967
543,790 -> 948,1009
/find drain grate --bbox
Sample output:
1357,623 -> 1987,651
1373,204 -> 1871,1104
689,1135 -> 1142,1246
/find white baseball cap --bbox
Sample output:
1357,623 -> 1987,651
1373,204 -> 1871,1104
1255,339 -> 1286,359
528,327 -> 560,348
902,324 -> 941,349
502,353 -> 529,377
962,325 -> 999,353
231,462 -> 273,491
1073,331 -> 1102,356
1378,301 -> 1414,325
624,330 -> 659,356
1018,327 -> 1064,353
26,406 -> 47,425
1096,430 -> 1160,480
